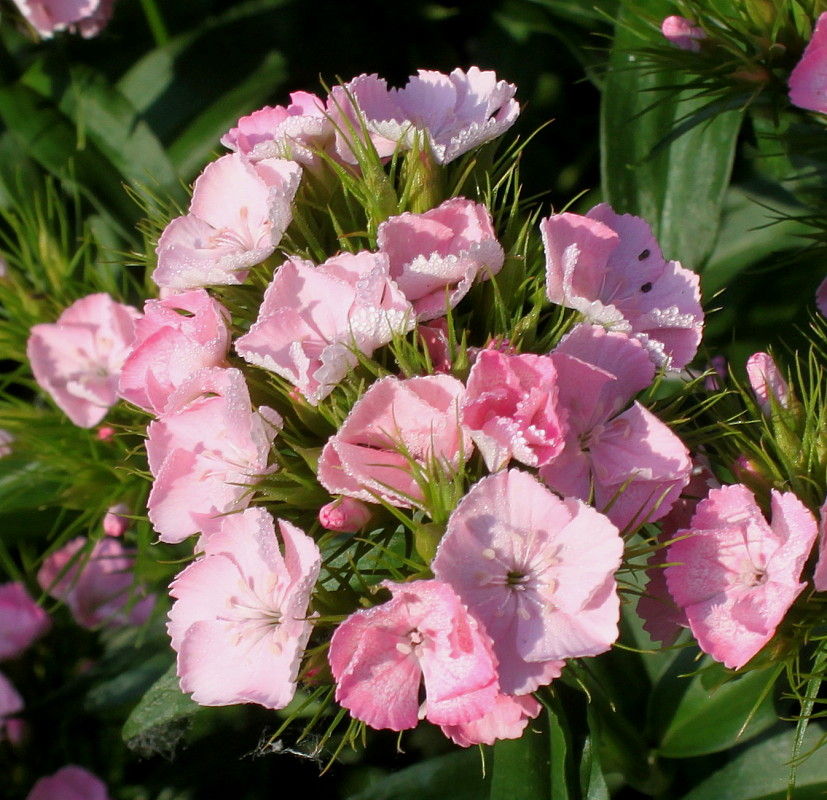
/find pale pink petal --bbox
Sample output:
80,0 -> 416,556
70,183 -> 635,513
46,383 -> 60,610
661,16 -> 706,52
746,352 -> 789,416
0,583 -> 50,661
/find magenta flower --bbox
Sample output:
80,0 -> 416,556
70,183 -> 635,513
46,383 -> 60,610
329,579 -> 499,731
153,153 -> 302,289
541,204 -> 703,369
460,349 -> 566,471
25,766 -> 111,800
168,508 -> 320,709
317,374 -> 469,507
27,293 -> 139,428
0,583 -> 50,661
376,197 -> 505,320
0,671 -> 24,741
666,484 -> 818,669
235,251 -> 413,404
540,324 -> 692,531
331,68 -> 519,165
789,12 -> 827,114
37,537 -> 153,630
661,16 -> 707,52
440,693 -> 541,747
146,368 -> 282,543
746,352 -> 789,417
119,289 -> 231,415
433,469 -> 622,694
221,92 -> 333,166
12,0 -> 113,39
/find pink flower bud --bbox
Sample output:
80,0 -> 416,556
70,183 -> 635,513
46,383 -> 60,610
661,16 -> 707,52
319,497 -> 372,533
102,504 -> 130,537
96,426 -> 116,442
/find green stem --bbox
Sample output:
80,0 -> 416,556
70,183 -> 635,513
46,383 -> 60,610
139,0 -> 169,47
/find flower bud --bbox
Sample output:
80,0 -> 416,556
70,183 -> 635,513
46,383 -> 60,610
318,497 -> 373,533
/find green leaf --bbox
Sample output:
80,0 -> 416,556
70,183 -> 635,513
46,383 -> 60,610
122,661 -> 201,747
651,653 -> 780,758
491,707 -> 551,800
20,60 -> 183,202
680,724 -> 827,800
346,749 -> 490,800
601,4 -> 743,270
166,49 -> 287,180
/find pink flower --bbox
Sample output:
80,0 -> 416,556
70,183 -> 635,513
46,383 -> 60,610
0,583 -> 50,661
789,12 -> 827,114
168,508 -> 320,709
27,293 -> 139,427
541,204 -> 703,370
746,352 -> 789,416
817,276 -> 827,317
153,153 -> 302,289
329,579 -> 499,731
540,324 -> 692,531
119,290 -> 231,415
37,537 -> 153,630
810,498 -> 827,591
460,349 -> 566,471
376,198 -> 504,320
331,68 -> 519,165
432,470 -> 622,694
25,766 -> 111,800
317,374 -> 469,507
102,503 -> 130,537
661,16 -> 707,52
0,430 -> 13,457
0,671 -> 24,741
318,497 -> 373,533
666,484 -> 818,669
235,252 -> 413,404
221,93 -> 333,166
146,368 -> 282,543
12,0 -> 113,39
440,693 -> 541,747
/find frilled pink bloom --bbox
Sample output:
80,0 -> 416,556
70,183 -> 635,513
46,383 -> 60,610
221,92 -> 332,166
235,252 -> 413,404
0,583 -> 50,661
317,374 -> 468,507
541,203 -> 703,370
376,198 -> 504,320
540,324 -> 692,531
12,0 -> 113,38
38,537 -> 153,630
153,153 -> 302,289
329,579 -> 498,731
789,12 -> 827,114
0,671 -> 23,740
146,368 -> 282,543
331,68 -> 519,165
461,349 -> 566,471
433,470 -> 622,695
440,693 -> 541,747
666,484 -> 818,670
26,766 -> 111,800
746,352 -> 789,417
27,293 -> 139,428
168,508 -> 320,708
661,16 -> 707,52
318,497 -> 373,533
119,290 -> 231,415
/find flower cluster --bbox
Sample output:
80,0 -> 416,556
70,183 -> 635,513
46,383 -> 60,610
21,61 -> 827,763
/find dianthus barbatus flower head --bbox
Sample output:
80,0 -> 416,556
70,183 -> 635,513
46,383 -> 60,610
167,507 -> 321,709
432,469 -> 623,695
666,484 -> 818,670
